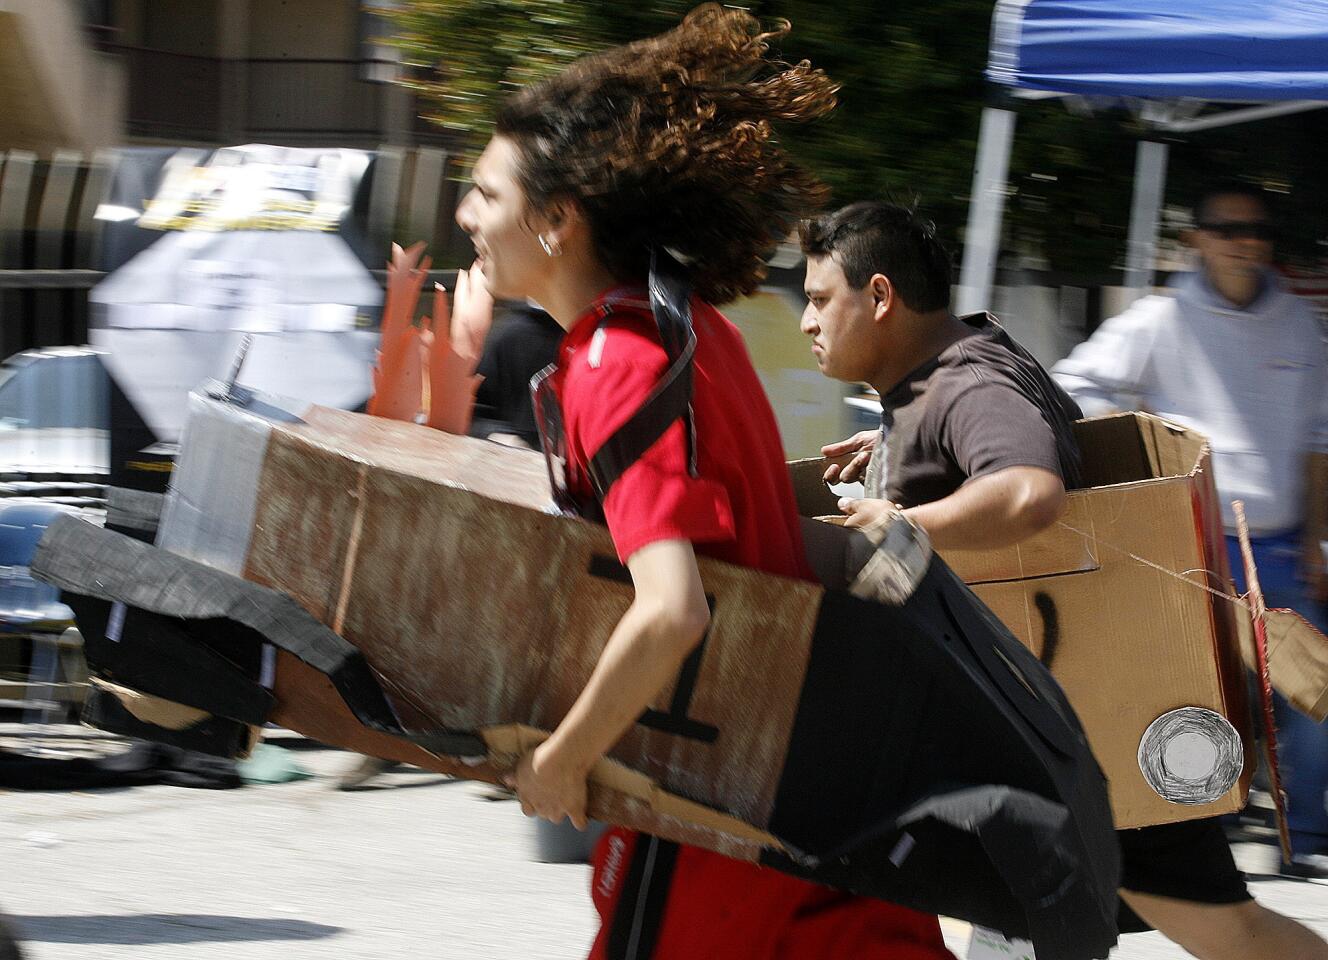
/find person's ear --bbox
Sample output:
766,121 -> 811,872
870,274 -> 895,323
1180,228 -> 1199,250
542,197 -> 581,247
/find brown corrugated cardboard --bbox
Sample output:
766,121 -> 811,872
1237,606 -> 1328,723
787,454 -> 849,518
791,413 -> 1255,829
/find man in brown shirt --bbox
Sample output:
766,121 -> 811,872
799,200 -> 1328,960
800,202 -> 1076,550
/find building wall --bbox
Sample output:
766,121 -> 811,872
139,0 -> 221,56
106,0 -> 402,146
116,0 -> 359,61
247,0 -> 358,59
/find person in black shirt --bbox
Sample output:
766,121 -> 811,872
799,200 -> 1328,960
471,302 -> 564,448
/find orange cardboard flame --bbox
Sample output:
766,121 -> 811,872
367,244 -> 493,434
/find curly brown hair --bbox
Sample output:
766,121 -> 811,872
494,4 -> 837,305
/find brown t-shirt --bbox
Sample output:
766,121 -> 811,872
864,313 -> 1082,507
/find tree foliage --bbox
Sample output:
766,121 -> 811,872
385,1 -> 692,140
385,1 -> 1327,277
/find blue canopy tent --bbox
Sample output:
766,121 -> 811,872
957,0 -> 1328,315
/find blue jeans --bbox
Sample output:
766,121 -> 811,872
1227,531 -> 1328,856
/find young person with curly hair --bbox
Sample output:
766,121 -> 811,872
455,6 -> 954,959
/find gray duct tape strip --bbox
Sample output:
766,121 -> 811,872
106,487 -> 166,535
849,514 -> 933,607
156,386 -> 274,574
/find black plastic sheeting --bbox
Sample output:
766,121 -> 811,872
766,566 -> 1119,958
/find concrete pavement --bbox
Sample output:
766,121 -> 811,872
3,727 -> 1327,960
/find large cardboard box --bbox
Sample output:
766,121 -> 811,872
33,388 -> 1124,954
792,413 -> 1254,829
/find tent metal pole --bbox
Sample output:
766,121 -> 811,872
1123,137 -> 1169,298
957,106 -> 1016,315
1164,100 -> 1326,133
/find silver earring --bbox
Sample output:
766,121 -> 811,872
538,234 -> 562,258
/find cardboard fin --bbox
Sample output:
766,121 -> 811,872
367,242 -> 431,420
1236,606 -> 1328,724
1235,501 -> 1293,865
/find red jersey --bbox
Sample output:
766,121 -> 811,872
548,289 -> 953,960
551,290 -> 811,575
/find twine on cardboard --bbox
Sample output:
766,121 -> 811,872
1053,518 -> 1253,614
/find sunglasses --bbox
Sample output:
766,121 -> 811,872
1196,220 -> 1276,242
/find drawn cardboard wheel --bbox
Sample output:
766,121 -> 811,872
1137,707 -> 1243,804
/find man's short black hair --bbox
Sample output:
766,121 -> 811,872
1194,180 -> 1271,224
798,202 -> 953,312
